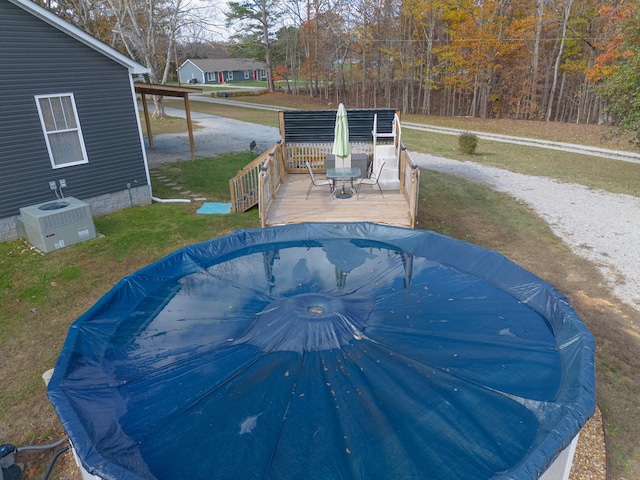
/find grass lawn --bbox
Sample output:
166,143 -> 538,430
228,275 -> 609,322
149,153 -> 251,201
2,93 -> 640,479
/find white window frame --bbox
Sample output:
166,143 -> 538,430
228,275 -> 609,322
244,70 -> 250,80
35,93 -> 89,169
227,71 -> 234,81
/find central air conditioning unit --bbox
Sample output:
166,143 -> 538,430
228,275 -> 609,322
19,197 -> 97,253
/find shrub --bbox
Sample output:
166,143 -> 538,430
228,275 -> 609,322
458,132 -> 478,155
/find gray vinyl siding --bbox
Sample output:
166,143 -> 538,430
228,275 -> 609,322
0,0 -> 148,220
219,69 -> 264,83
178,61 -> 204,83
179,59 -> 267,84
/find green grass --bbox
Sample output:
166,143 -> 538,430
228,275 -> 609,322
403,113 -> 640,151
150,153 -> 252,201
403,128 -> 640,197
417,169 -> 555,248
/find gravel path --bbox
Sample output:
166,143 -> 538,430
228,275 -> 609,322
411,152 -> 640,312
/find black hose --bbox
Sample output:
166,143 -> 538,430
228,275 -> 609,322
42,445 -> 70,480
15,436 -> 68,452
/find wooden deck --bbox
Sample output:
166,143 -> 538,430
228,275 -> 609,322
264,173 -> 413,227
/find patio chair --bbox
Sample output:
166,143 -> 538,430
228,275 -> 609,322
356,161 -> 385,199
305,161 -> 333,200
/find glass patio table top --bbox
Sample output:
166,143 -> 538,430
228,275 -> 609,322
326,167 -> 361,198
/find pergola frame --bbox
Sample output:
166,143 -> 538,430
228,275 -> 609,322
134,82 -> 203,158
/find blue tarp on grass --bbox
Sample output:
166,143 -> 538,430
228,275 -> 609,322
196,202 -> 232,214
47,223 -> 596,480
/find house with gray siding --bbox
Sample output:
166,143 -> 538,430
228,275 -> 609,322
0,0 -> 152,241
178,58 -> 267,84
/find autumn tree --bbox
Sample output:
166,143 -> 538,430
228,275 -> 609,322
105,0 -> 178,117
589,2 -> 640,144
39,0 -> 216,118
401,0 -> 446,115
226,0 -> 280,92
271,26 -> 305,93
40,0 -> 116,43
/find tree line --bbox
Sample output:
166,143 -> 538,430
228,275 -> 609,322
38,0 -> 640,144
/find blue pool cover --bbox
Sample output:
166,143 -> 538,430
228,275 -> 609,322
47,222 -> 595,480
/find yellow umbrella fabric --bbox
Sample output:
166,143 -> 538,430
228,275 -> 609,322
331,103 -> 350,158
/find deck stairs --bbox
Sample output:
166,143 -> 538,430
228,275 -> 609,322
372,113 -> 401,190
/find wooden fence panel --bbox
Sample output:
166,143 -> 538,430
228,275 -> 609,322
283,142 -> 374,172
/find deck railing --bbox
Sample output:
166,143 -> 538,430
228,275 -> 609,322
231,140 -> 420,228
258,150 -> 285,227
283,142 -> 375,172
230,145 -> 282,213
402,149 -> 421,228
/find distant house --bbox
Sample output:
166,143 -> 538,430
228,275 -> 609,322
178,58 -> 267,84
0,0 -> 152,242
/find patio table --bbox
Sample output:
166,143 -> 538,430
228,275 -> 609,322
326,167 -> 361,199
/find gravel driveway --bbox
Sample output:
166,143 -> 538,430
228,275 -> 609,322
143,107 -> 640,313
144,107 -> 280,167
410,152 -> 640,312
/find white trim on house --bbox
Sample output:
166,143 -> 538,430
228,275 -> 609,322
179,59 -> 205,74
8,0 -> 148,74
34,92 -> 89,169
127,76 -> 152,194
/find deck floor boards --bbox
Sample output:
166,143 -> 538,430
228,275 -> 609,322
264,174 -> 412,227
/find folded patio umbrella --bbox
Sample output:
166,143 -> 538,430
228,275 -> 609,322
331,103 -> 350,161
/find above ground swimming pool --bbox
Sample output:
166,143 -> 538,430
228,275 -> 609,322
47,222 -> 596,479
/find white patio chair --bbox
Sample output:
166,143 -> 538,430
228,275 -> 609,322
356,161 -> 385,199
305,161 -> 333,200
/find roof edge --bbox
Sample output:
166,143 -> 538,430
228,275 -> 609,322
8,0 -> 149,75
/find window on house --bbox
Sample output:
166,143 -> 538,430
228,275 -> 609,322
260,70 -> 266,79
227,71 -> 233,81
244,70 -> 250,80
35,93 -> 88,169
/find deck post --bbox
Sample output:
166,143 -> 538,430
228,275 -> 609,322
400,147 -> 407,194
141,94 -> 153,149
229,178 -> 238,213
184,93 -> 196,158
279,111 -> 286,143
